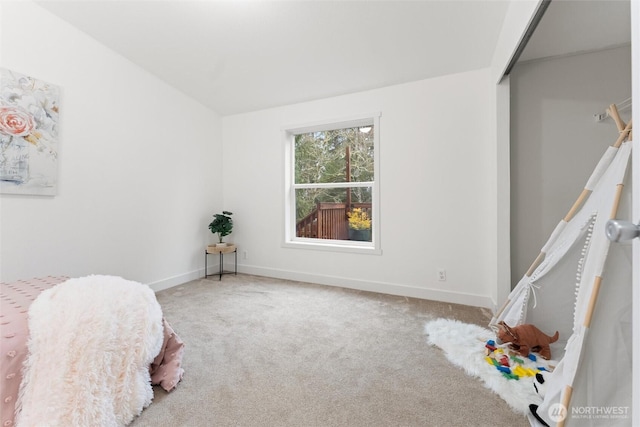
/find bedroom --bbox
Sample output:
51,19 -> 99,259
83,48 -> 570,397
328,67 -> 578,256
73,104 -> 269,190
1,0 -> 638,426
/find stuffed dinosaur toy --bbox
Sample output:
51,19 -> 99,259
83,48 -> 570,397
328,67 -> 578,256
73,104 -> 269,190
496,321 -> 559,360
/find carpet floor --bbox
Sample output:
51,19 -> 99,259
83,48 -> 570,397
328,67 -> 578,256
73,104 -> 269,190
130,274 -> 529,427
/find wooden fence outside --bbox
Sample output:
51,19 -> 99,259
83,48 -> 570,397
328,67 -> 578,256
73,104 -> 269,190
296,202 -> 371,240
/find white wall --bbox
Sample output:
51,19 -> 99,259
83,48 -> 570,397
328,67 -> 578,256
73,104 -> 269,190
0,1 -> 223,289
222,69 -> 497,308
510,45 -> 632,283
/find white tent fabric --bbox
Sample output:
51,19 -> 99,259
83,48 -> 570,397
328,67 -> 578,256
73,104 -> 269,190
491,139 -> 633,427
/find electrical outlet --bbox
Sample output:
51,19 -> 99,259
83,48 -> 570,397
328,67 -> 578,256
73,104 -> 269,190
243,250 -> 248,260
437,269 -> 447,281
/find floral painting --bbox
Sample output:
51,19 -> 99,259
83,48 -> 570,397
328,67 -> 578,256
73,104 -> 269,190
0,68 -> 60,195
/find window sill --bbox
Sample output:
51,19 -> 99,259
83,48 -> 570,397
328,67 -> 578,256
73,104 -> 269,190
282,239 -> 382,255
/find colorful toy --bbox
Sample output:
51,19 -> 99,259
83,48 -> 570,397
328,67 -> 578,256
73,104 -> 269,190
499,355 -> 509,366
483,339 -> 555,384
496,366 -> 511,374
502,372 -> 519,380
496,321 -> 559,360
510,355 -> 524,364
484,339 -> 497,356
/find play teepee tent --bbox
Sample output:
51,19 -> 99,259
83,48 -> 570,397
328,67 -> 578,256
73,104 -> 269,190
490,104 -> 633,427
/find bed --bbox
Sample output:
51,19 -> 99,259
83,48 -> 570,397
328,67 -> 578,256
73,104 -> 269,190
0,275 -> 184,427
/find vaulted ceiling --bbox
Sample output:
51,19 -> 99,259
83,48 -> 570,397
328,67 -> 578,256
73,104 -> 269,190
37,1 -> 510,115
37,1 -> 631,116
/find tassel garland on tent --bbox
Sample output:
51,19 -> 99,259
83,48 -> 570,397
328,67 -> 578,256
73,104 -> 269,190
573,214 -> 596,334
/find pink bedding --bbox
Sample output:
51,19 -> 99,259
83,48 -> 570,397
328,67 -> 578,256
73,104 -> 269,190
0,276 -> 184,427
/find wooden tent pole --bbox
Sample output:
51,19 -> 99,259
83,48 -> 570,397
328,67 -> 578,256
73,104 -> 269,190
582,169 -> 627,328
561,114 -> 631,224
561,126 -> 632,426
524,104 -> 632,280
583,276 -> 603,328
607,104 -> 626,132
557,385 -> 574,427
613,119 -> 633,148
610,184 -> 625,219
525,251 -> 546,277
493,298 -> 512,321
564,189 -> 591,222
526,184 -> 592,277
606,103 -> 632,147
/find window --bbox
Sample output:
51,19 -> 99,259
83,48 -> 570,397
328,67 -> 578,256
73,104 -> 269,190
284,113 -> 380,253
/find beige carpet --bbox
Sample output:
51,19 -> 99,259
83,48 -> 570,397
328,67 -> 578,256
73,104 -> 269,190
131,274 -> 528,427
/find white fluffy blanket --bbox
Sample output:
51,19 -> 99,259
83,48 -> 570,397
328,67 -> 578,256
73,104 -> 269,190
425,318 -> 556,415
16,275 -> 164,427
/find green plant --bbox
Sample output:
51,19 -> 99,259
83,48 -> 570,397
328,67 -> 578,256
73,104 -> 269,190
347,208 -> 371,230
208,211 -> 233,243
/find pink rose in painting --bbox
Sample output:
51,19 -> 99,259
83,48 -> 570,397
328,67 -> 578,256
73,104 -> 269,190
0,106 -> 35,137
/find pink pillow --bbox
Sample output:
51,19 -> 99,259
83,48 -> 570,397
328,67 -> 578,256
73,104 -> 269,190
150,318 -> 185,391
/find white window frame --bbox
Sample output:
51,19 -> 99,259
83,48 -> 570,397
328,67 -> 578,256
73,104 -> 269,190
283,112 -> 381,254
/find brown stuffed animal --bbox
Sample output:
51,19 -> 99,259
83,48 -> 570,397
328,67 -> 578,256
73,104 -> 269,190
496,321 -> 559,360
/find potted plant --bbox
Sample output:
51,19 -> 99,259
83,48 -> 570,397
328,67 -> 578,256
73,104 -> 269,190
347,208 -> 371,241
208,211 -> 233,246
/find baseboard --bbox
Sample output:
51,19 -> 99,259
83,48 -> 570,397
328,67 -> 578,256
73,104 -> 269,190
147,259 -> 236,293
146,264 -> 495,309
146,269 -> 204,293
237,264 -> 494,309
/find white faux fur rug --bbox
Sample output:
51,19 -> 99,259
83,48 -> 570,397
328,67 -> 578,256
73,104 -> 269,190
425,318 -> 554,415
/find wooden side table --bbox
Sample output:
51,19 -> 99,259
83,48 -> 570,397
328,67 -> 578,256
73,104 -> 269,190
205,244 -> 237,280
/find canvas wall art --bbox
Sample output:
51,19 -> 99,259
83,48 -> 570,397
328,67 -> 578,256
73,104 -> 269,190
0,68 -> 60,196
